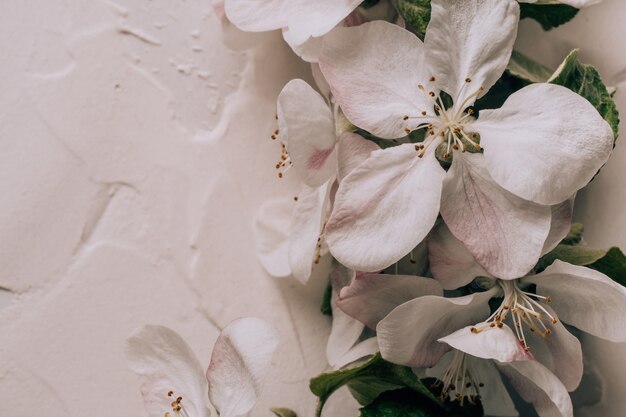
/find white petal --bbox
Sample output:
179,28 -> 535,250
277,79 -> 337,187
311,63 -> 331,100
289,182 -> 331,283
526,304 -> 583,392
212,0 -> 266,51
470,357 -> 519,417
327,288 -> 365,368
497,360 -> 573,417
333,337 -> 379,370
326,144 -> 444,272
425,0 -> 519,105
439,324 -> 532,362
475,83 -> 614,205
440,152 -> 551,279
255,198 -> 292,278
428,223 -> 490,290
320,21 -> 435,138
337,273 -> 443,329
542,197 -> 575,256
224,0 -> 361,45
207,318 -> 279,417
523,260 -> 626,342
337,132 -> 379,182
377,288 -> 497,367
125,325 -> 210,417
284,30 -> 323,63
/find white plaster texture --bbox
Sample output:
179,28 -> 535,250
0,0 -> 624,416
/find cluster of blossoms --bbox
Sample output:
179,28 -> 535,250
126,1 -> 624,417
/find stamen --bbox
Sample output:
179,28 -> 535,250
471,280 -> 559,353
438,351 -> 483,406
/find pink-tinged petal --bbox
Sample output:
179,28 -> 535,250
377,288 -> 498,367
327,287 -> 365,368
125,325 -> 210,417
426,352 -> 518,417
523,260 -> 626,342
497,360 -> 573,417
277,79 -> 337,187
425,0 -> 519,105
337,132 -> 379,182
224,0 -> 361,45
255,198 -> 292,278
338,273 -> 442,329
439,324 -> 532,363
333,337 -> 379,370
289,182 -> 332,284
320,21 -> 435,139
440,152 -> 551,280
428,223 -> 490,290
326,144 -> 445,272
475,83 -> 614,205
207,318 -> 279,417
524,304 -> 583,392
542,197 -> 575,256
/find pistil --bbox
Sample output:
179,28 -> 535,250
401,81 -> 483,159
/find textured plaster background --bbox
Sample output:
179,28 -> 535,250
0,0 -> 624,416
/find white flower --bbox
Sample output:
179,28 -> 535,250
125,318 -> 279,417
375,223 -> 626,393
318,0 -> 613,279
427,349 -> 574,417
255,79 -> 378,283
223,0 -> 364,61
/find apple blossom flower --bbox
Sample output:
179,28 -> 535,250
319,0 -> 613,279
427,349 -> 574,417
374,223 -> 626,393
125,318 -> 278,417
255,79 -> 378,283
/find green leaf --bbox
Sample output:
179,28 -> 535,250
519,3 -> 579,30
588,247 -> 626,287
320,281 -> 333,316
549,49 -> 620,141
393,0 -> 432,35
359,389 -> 439,417
271,408 -> 298,417
361,0 -> 380,8
561,223 -> 584,245
506,50 -> 553,84
310,354 -> 441,417
536,244 -> 608,272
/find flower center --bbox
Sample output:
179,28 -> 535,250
164,390 -> 190,417
435,350 -> 483,405
471,280 -> 557,353
403,78 -> 483,159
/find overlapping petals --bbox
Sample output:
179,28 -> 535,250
319,0 -> 613,277
126,319 -> 279,417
